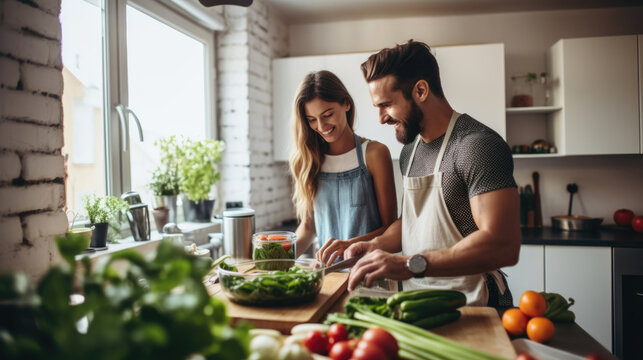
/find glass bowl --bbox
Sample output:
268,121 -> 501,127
252,231 -> 296,269
217,258 -> 324,306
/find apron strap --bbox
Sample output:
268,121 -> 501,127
354,133 -> 367,170
433,111 -> 460,174
404,111 -> 461,177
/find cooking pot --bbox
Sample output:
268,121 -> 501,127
552,183 -> 603,232
551,215 -> 603,231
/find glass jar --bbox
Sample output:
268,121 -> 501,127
510,74 -> 535,107
252,231 -> 296,268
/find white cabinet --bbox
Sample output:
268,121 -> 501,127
502,245 -> 545,302
272,43 -> 506,161
547,35 -> 640,155
639,35 -> 643,153
545,246 -> 613,352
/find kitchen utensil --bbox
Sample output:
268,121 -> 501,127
252,231 -> 296,263
552,183 -> 603,231
532,172 -> 542,227
121,191 -> 151,241
566,183 -> 578,216
212,208 -> 255,259
323,256 -> 358,275
217,258 -> 324,306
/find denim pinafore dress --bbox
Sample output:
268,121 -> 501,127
313,134 -> 382,249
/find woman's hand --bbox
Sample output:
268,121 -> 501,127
316,238 -> 352,265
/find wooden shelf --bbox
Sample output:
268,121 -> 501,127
512,153 -> 564,159
506,106 -> 562,115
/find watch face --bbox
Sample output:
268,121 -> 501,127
409,255 -> 427,275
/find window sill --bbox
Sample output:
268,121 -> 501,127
74,221 -> 221,264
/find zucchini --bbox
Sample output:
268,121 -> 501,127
412,310 -> 461,330
398,296 -> 466,322
387,289 -> 466,307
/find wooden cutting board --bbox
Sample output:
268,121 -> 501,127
206,272 -> 348,334
433,306 -> 517,359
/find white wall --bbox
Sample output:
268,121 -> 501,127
287,6 -> 643,224
217,2 -> 294,230
0,0 -> 68,281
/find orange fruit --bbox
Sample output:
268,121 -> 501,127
519,290 -> 547,317
526,317 -> 555,343
502,308 -> 528,336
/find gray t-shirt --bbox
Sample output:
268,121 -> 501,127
399,113 -> 517,237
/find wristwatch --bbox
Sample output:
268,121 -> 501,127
406,254 -> 428,278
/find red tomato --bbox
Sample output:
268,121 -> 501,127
632,216 -> 643,233
585,353 -> 601,360
614,209 -> 635,226
360,328 -> 398,359
328,339 -> 356,360
352,341 -> 387,360
303,330 -> 329,355
282,241 -> 292,252
327,323 -> 348,344
515,353 -> 537,360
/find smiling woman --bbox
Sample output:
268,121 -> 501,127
289,70 -> 398,264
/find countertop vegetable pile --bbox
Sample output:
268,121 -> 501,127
220,264 -> 322,306
325,290 -> 504,360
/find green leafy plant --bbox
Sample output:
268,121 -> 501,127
179,138 -> 225,202
149,137 -> 183,196
82,194 -> 129,224
149,166 -> 181,196
0,233 -> 250,360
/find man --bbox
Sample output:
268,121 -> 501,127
344,40 -> 521,306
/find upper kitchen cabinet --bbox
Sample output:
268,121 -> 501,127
547,35 -> 640,155
272,43 -> 505,161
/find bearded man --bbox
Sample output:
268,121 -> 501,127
344,40 -> 521,307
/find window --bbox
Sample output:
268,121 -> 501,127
61,0 -> 216,222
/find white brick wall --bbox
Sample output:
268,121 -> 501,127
217,3 -> 294,230
0,0 -> 67,281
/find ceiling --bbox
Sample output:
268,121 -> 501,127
261,0 -> 642,24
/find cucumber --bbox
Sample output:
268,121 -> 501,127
398,295 -> 466,322
412,310 -> 461,330
387,289 -> 466,307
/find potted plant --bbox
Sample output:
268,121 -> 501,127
0,233 -> 250,359
82,194 -> 129,249
179,138 -> 225,222
151,136 -> 183,225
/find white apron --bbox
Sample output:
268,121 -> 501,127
401,111 -> 503,306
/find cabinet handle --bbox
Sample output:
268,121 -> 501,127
636,292 -> 643,297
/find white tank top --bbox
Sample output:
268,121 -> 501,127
320,140 -> 370,173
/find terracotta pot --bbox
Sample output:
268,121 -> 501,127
153,207 -> 170,233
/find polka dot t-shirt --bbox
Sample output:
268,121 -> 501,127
399,113 -> 517,238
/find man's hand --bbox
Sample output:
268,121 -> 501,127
316,237 -> 351,265
347,250 -> 412,291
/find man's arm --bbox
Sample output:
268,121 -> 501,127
347,187 -> 521,290
419,187 -> 521,276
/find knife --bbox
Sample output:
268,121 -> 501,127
323,256 -> 359,275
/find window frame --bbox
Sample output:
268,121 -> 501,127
103,0 -> 217,198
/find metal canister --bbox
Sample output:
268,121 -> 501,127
220,208 -> 255,259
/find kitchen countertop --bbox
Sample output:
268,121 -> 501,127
522,226 -> 643,247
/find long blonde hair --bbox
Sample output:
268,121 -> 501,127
289,70 -> 355,222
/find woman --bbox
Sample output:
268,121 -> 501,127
289,70 -> 397,265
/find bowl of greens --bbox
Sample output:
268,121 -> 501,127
252,231 -> 296,270
217,258 -> 324,306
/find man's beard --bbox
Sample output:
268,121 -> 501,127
394,102 -> 423,144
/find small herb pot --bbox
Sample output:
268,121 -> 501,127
88,222 -> 109,249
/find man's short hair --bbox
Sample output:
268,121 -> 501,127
361,40 -> 445,99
